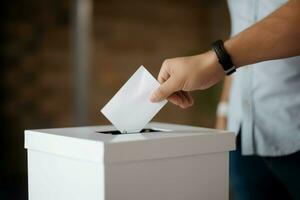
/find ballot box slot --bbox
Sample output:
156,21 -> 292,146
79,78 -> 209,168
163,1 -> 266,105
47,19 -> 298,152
97,128 -> 169,135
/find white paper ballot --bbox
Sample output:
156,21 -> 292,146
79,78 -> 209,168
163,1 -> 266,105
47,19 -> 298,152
101,66 -> 167,133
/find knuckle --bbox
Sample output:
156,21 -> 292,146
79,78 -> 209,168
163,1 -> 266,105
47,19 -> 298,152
162,59 -> 171,69
163,59 -> 170,65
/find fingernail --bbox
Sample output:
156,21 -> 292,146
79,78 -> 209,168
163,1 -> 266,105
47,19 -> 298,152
150,92 -> 159,102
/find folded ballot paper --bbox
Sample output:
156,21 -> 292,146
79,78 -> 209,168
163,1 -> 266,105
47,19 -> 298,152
101,66 -> 167,133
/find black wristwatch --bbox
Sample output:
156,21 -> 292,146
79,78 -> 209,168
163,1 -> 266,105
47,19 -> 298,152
212,40 -> 236,75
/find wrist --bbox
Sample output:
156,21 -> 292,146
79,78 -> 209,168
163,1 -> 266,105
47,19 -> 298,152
204,50 -> 226,75
212,40 -> 237,75
190,50 -> 225,91
224,39 -> 242,68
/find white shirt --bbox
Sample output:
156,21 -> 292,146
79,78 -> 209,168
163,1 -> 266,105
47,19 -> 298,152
227,0 -> 300,156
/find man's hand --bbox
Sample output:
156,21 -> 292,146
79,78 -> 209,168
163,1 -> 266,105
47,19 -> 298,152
150,51 -> 225,108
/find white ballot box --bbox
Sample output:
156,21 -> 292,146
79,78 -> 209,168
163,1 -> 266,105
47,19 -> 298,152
24,122 -> 235,200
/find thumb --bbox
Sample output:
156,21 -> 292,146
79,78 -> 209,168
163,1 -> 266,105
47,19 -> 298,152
150,77 -> 178,102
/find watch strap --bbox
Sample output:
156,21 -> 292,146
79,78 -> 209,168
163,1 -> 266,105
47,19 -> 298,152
212,40 -> 236,75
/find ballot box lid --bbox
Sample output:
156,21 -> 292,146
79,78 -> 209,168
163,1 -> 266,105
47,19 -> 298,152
25,122 -> 235,163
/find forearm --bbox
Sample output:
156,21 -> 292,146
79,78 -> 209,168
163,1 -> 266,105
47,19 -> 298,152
225,0 -> 300,68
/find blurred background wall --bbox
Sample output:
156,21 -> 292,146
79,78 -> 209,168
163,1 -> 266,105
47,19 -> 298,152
0,0 -> 230,199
